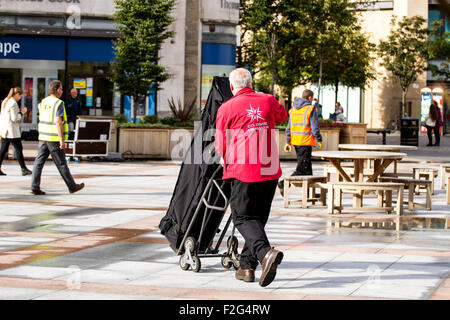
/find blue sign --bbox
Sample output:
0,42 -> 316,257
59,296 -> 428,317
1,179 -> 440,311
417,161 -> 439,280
0,36 -> 115,62
202,43 -> 236,66
0,36 -> 65,60
68,38 -> 115,62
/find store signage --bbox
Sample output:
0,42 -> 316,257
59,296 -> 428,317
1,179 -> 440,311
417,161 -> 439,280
0,0 -> 114,16
202,0 -> 239,23
220,0 -> 239,9
0,42 -> 20,57
73,78 -> 86,89
0,36 -> 65,60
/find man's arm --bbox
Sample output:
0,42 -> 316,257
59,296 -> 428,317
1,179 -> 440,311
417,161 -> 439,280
272,97 -> 288,124
56,116 -> 65,149
55,101 -> 66,149
214,109 -> 227,161
310,108 -> 322,142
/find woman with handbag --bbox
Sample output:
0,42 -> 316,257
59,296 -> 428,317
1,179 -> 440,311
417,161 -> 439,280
425,100 -> 442,147
0,87 -> 33,176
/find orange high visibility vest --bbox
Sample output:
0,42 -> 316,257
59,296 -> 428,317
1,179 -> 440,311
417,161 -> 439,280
289,105 -> 316,146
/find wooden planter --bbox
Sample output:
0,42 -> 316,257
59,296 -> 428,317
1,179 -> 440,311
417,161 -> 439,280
278,128 -> 341,160
339,123 -> 367,144
118,127 -> 194,159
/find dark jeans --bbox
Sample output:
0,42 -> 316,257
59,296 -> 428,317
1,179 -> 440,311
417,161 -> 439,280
31,141 -> 76,191
426,125 -> 440,145
292,145 -> 312,176
229,178 -> 278,269
0,138 -> 27,169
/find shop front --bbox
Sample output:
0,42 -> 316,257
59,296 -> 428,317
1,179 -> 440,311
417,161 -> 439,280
0,35 -> 116,134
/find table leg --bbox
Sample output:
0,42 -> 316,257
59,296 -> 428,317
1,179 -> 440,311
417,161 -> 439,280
330,159 -> 352,182
353,159 -> 363,207
367,159 -> 394,182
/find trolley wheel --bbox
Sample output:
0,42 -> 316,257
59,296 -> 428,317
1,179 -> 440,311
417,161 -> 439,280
221,256 -> 233,269
179,256 -> 190,271
191,256 -> 201,272
185,236 -> 197,253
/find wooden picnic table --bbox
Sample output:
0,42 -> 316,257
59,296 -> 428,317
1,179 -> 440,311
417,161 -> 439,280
338,144 -> 417,152
338,144 -> 417,173
312,150 -> 407,207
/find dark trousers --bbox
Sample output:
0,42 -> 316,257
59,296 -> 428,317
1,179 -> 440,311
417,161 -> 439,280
229,178 -> 278,269
31,141 -> 76,191
0,138 -> 27,169
426,125 -> 440,145
292,146 -> 312,176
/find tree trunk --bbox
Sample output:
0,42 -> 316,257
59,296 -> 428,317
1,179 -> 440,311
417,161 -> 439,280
133,95 -> 138,123
401,89 -> 407,117
334,78 -> 339,106
318,56 -> 323,102
270,33 -> 276,95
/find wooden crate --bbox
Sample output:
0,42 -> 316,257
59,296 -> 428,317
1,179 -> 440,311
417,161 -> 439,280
339,123 -> 367,144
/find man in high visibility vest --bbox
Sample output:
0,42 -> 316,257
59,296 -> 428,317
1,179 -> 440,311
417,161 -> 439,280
278,89 -> 322,195
30,80 -> 84,195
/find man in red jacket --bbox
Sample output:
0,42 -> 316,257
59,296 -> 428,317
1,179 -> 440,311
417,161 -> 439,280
215,68 -> 287,287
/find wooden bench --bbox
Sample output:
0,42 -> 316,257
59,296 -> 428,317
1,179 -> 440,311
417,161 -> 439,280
440,164 -> 450,190
327,182 -> 404,216
366,128 -> 391,145
283,176 -> 327,208
379,176 -> 431,211
447,176 -> 450,205
413,168 -> 438,195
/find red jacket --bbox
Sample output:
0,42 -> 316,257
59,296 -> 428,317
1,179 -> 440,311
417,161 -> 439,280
215,88 -> 288,183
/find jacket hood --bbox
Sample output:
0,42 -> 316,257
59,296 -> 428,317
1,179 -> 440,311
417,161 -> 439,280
293,97 -> 311,110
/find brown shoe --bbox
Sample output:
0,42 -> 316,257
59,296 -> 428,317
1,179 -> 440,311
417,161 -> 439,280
30,189 -> 46,195
259,248 -> 283,287
69,183 -> 85,194
235,268 -> 255,282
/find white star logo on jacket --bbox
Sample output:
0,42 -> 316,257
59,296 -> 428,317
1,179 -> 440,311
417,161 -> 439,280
247,105 -> 265,122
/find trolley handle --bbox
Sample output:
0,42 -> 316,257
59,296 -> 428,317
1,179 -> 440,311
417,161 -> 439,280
201,180 -> 228,211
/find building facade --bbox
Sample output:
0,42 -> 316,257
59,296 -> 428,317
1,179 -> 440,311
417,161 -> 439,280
356,0 -> 448,130
0,0 -> 239,130
292,0 -> 449,131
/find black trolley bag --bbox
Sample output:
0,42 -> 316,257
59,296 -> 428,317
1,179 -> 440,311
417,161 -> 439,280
159,76 -> 240,272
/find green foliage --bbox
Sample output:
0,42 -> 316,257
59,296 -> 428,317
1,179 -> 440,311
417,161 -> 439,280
139,115 -> 159,124
168,96 -> 198,122
239,0 -> 375,102
428,20 -> 450,81
118,115 -> 194,128
378,15 -> 431,116
112,113 -> 130,124
111,0 -> 175,122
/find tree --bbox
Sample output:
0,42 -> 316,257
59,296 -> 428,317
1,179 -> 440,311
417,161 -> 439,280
111,0 -> 175,123
378,15 -> 430,117
239,0 -> 375,107
239,0 -> 290,94
292,0 -> 375,104
428,20 -> 450,81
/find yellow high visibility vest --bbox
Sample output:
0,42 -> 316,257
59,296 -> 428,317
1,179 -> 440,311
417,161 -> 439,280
38,96 -> 68,142
289,105 -> 316,146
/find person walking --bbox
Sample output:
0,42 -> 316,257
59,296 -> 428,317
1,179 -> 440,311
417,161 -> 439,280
0,87 -> 33,176
215,68 -> 287,287
285,90 -> 323,174
425,100 -> 443,147
30,80 -> 84,195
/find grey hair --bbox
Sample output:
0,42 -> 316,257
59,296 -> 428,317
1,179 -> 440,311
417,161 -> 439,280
229,68 -> 252,90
